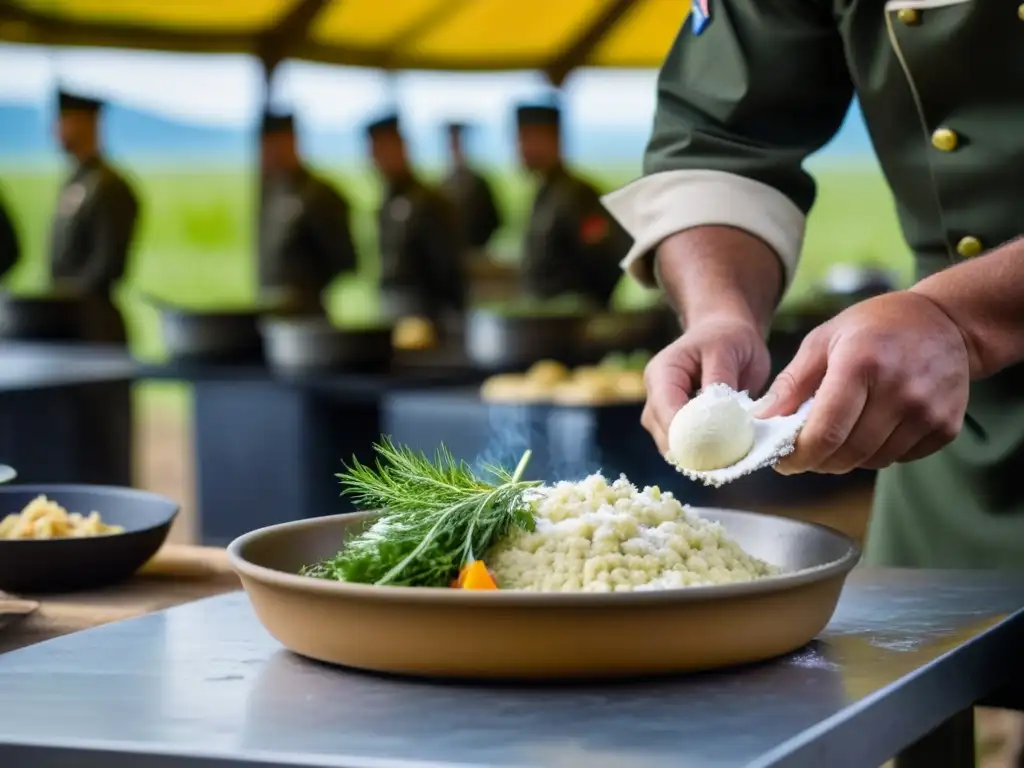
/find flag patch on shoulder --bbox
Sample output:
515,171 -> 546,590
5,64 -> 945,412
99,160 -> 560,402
691,0 -> 711,35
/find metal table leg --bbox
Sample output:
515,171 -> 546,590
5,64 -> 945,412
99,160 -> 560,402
894,707 -> 975,768
73,380 -> 133,486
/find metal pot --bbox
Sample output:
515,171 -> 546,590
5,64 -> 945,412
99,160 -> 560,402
260,317 -> 394,374
144,293 -> 266,364
0,292 -> 85,342
464,257 -> 521,305
464,308 -> 593,370
820,264 -> 900,303
584,306 -> 680,357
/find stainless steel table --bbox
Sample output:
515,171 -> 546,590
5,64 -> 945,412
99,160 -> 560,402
0,341 -> 137,390
2,568 -> 1024,768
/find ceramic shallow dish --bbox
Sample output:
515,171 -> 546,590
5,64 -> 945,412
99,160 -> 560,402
0,485 -> 179,594
228,509 -> 860,680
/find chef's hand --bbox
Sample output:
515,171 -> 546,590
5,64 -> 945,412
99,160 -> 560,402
643,315 -> 772,453
756,291 -> 971,474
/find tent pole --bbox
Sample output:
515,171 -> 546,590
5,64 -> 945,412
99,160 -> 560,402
545,0 -> 638,85
384,69 -> 400,106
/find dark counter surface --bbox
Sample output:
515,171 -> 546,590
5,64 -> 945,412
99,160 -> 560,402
0,568 -> 1022,768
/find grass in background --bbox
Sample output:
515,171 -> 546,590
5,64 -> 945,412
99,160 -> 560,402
0,161 -> 912,416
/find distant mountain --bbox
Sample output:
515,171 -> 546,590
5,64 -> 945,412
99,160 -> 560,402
0,99 -> 875,166
106,105 -> 254,162
0,102 -> 252,164
0,103 -> 50,158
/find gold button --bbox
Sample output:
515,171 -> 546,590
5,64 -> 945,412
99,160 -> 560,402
931,127 -> 959,152
1018,4 -> 1024,21
897,8 -> 921,25
956,236 -> 983,258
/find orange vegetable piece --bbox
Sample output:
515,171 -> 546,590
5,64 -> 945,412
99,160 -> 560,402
457,560 -> 498,590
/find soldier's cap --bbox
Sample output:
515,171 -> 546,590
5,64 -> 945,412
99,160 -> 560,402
261,110 -> 296,135
364,113 -> 402,139
57,88 -> 104,114
515,103 -> 560,128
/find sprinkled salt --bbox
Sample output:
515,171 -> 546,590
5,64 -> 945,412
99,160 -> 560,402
667,383 -> 757,471
666,385 -> 814,488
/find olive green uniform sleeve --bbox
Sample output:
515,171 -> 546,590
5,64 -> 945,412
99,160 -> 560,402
523,176 -> 630,308
0,192 -> 18,279
471,173 -> 502,249
415,192 -> 467,314
71,175 -> 138,293
556,181 -> 630,306
307,183 -> 358,283
602,0 -> 854,289
442,169 -> 502,250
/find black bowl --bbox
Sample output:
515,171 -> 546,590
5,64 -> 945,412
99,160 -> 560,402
0,485 -> 179,594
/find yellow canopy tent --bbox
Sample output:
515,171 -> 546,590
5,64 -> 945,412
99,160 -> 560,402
0,0 -> 687,82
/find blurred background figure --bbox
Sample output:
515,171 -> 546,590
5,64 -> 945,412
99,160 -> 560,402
441,121 -> 502,260
366,112 -> 465,336
0,183 -> 19,280
51,87 -> 138,345
516,101 -> 629,309
50,87 -> 137,490
258,110 -> 357,317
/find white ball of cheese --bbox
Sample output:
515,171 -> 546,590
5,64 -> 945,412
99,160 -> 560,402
667,385 -> 756,471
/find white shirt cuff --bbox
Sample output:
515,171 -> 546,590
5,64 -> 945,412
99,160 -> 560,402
600,169 -> 807,290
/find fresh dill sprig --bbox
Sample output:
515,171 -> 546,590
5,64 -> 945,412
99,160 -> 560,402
300,437 -> 540,587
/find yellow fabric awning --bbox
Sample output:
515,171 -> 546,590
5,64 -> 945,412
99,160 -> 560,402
0,0 -> 688,80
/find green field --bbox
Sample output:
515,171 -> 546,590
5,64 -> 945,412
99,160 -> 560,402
0,162 -> 913,413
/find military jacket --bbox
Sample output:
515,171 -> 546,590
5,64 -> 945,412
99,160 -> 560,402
602,0 -> 1024,568
441,165 -> 501,251
377,175 -> 466,319
523,166 -> 630,308
258,166 -> 357,313
50,157 -> 138,294
0,187 -> 18,279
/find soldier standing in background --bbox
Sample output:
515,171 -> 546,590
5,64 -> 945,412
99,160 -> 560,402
258,111 -> 358,316
50,88 -> 137,486
0,184 -> 18,280
50,89 -> 138,344
515,102 -> 630,309
365,113 -> 466,334
441,122 -> 502,258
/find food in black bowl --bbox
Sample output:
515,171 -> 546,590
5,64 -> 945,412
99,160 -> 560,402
0,485 -> 178,594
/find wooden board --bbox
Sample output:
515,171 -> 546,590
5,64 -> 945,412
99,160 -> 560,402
0,544 -> 239,654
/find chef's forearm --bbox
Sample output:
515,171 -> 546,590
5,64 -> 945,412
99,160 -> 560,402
655,226 -> 783,336
910,236 -> 1024,380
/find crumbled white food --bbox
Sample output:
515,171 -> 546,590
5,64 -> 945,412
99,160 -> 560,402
667,383 -> 756,471
488,473 -> 779,593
